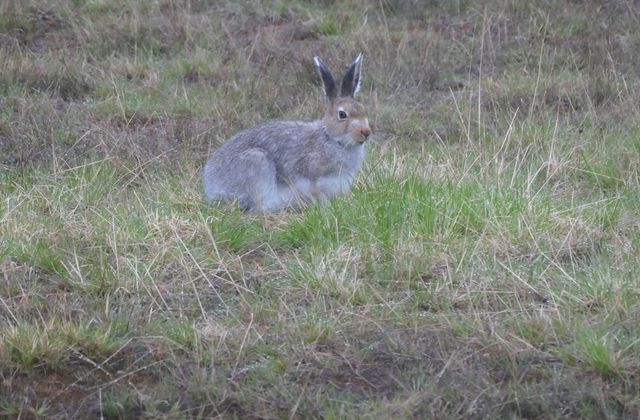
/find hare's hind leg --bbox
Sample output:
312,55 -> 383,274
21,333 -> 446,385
235,148 -> 285,212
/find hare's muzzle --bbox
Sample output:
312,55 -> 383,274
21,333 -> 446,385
354,119 -> 372,144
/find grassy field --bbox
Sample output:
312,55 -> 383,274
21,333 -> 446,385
1,0 -> 640,418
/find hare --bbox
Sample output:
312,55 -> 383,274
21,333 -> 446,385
203,54 -> 371,213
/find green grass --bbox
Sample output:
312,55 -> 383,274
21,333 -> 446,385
1,0 -> 640,418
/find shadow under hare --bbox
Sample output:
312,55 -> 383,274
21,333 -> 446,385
203,54 -> 371,213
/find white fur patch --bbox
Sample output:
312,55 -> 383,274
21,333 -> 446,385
288,171 -> 357,203
349,118 -> 368,130
315,173 -> 354,197
353,53 -> 363,96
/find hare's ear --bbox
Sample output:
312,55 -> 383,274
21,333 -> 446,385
314,56 -> 338,101
340,53 -> 363,98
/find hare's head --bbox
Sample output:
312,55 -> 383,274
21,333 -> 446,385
314,54 -> 371,146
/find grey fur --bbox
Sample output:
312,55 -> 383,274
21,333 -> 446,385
203,55 -> 371,213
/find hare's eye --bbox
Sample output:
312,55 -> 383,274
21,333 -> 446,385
338,110 -> 348,120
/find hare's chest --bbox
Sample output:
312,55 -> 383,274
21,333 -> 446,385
289,145 -> 364,201
314,173 -> 355,197
290,172 -> 355,202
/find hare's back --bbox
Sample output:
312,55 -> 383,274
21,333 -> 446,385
204,119 -> 322,177
235,120 -> 322,150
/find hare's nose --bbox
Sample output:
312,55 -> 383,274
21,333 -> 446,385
361,127 -> 371,139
